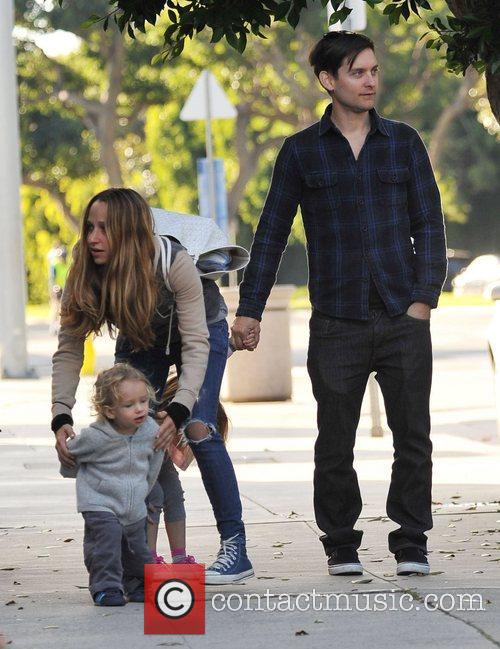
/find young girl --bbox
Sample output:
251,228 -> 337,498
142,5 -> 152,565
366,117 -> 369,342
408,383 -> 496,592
61,364 -> 163,606
143,208 -> 255,583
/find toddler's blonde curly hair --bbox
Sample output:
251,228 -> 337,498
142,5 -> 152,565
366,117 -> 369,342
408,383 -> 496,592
92,363 -> 156,420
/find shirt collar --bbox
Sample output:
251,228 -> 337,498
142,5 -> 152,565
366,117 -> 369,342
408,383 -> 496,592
319,103 -> 389,138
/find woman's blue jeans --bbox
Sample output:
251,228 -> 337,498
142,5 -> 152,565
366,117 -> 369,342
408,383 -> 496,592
115,319 -> 245,541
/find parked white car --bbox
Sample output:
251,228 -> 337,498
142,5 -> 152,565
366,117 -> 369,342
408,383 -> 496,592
453,254 -> 500,296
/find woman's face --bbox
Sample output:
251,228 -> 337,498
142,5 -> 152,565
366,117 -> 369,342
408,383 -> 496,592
86,200 -> 110,265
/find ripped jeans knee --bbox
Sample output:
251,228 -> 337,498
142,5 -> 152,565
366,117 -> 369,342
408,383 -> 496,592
183,421 -> 218,445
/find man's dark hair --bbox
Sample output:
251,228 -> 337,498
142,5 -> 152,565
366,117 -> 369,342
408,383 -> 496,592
309,31 -> 375,78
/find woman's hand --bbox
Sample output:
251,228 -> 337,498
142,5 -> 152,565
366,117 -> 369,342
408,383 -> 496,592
154,411 -> 177,451
55,424 -> 76,468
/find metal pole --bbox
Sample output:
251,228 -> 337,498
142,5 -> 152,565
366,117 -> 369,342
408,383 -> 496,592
204,71 -> 217,222
0,0 -> 29,378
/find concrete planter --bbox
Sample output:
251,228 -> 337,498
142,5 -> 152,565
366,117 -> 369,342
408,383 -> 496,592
221,284 -> 295,402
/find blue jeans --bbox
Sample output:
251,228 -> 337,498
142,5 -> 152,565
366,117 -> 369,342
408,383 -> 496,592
115,319 -> 245,541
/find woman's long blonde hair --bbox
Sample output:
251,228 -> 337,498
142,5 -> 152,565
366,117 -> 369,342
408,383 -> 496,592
61,188 -> 158,350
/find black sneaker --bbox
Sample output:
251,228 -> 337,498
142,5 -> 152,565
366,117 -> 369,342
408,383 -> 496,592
328,547 -> 363,576
396,548 -> 430,575
93,588 -> 126,606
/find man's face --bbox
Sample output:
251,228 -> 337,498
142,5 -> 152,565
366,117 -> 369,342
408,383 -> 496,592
319,48 -> 379,113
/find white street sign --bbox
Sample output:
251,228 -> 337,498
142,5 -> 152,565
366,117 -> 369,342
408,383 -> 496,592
180,69 -> 237,121
328,0 -> 367,31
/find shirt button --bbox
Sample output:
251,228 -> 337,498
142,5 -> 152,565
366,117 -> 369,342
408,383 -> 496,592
358,197 -> 364,205
362,225 -> 368,232
317,180 -> 324,187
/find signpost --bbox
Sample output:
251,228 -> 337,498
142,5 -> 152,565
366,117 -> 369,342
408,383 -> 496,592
180,69 -> 236,234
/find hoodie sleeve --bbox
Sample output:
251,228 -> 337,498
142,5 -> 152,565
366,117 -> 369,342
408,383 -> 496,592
66,428 -> 101,462
59,427 -> 100,479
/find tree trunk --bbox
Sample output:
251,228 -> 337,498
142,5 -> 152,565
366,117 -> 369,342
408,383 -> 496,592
96,30 -> 125,186
429,66 -> 478,168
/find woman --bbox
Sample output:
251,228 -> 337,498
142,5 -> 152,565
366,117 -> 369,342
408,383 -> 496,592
52,188 -> 254,584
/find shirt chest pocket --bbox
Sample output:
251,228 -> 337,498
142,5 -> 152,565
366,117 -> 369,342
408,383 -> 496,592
376,168 -> 410,205
303,171 -> 340,210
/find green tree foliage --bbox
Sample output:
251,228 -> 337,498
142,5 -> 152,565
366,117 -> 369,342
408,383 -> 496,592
63,0 -> 500,120
17,2 -> 500,300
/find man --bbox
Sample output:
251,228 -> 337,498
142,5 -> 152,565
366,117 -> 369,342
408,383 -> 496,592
232,32 -> 447,577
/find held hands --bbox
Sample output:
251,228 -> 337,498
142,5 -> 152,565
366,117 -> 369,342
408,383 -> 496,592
154,411 -> 177,451
55,424 -> 76,468
231,316 -> 261,351
406,302 -> 431,320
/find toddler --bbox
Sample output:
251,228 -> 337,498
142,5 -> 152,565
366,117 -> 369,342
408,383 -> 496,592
61,364 -> 164,606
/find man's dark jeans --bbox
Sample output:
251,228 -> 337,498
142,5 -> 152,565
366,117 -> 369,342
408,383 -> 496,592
307,309 -> 433,556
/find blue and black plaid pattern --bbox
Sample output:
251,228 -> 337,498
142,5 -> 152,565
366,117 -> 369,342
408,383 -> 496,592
237,105 -> 447,321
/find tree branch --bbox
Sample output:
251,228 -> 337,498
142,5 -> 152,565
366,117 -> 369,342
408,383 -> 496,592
429,66 -> 479,168
23,177 -> 80,231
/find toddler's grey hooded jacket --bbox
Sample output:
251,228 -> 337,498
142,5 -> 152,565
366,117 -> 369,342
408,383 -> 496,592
61,416 -> 163,526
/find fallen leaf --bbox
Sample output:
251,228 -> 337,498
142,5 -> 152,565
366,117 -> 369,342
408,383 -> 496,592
369,559 -> 383,563
432,501 -> 443,505
481,553 -> 491,557
74,585 -> 88,589
447,524 -> 456,528
451,518 -> 462,522
272,542 -> 292,548
429,571 -> 444,575
0,568 -> 17,571
295,630 -> 308,636
351,578 -> 373,584
451,495 -> 461,499
37,554 -> 50,558
383,573 -> 394,577
13,582 -> 20,586
5,601 -> 16,606
456,538 -> 472,543
257,576 -> 275,580
64,538 -> 74,543
474,570 -> 484,574
287,511 -> 299,518
43,626 -> 59,630
314,620 -> 324,624
156,643 -> 183,647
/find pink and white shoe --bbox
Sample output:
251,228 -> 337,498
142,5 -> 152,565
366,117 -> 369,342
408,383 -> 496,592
173,554 -> 197,564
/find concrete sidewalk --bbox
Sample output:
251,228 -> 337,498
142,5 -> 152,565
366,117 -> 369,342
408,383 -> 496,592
1,307 -> 499,648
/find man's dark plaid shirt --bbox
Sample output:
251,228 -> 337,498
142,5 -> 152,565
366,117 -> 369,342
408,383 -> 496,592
237,105 -> 447,321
